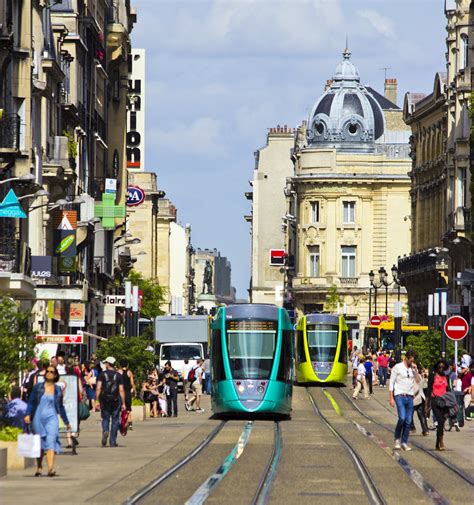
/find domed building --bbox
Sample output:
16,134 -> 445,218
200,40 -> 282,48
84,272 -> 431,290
284,49 -> 413,344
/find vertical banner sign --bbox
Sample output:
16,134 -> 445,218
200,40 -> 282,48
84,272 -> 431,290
53,210 -> 77,274
127,48 -> 145,171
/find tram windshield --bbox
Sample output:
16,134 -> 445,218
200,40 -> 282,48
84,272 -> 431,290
226,320 -> 277,379
306,324 -> 338,362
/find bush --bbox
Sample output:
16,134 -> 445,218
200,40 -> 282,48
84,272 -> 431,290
405,329 -> 454,368
0,426 -> 23,442
131,397 -> 144,406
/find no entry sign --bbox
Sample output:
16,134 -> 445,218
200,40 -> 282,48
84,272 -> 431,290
444,315 -> 469,341
370,315 -> 382,326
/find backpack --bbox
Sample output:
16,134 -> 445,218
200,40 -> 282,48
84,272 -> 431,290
102,372 -> 119,406
187,367 -> 198,384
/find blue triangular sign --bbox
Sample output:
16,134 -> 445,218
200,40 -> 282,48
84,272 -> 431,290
0,189 -> 27,218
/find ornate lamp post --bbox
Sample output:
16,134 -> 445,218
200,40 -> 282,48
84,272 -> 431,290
369,269 -> 385,315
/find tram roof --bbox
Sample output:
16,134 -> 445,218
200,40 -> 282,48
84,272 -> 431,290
305,313 -> 341,325
224,304 -> 280,321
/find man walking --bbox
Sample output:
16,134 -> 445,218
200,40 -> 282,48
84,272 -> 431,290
377,350 -> 389,387
96,357 -> 126,447
389,350 -> 421,451
186,358 -> 205,412
163,361 -> 179,417
181,359 -> 193,403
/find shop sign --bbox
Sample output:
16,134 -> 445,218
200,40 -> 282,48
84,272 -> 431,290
126,186 -> 146,207
101,294 -> 126,306
58,256 -> 77,274
0,189 -> 27,218
36,334 -> 84,344
105,178 -> 117,194
69,303 -> 85,328
31,256 -> 52,278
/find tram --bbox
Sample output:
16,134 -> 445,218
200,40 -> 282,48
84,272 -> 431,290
210,304 -> 293,416
295,313 -> 348,384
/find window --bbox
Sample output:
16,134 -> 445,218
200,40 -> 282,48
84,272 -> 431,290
341,246 -> 356,277
277,330 -> 293,383
308,246 -> 320,277
310,201 -> 319,223
296,330 -> 307,362
338,330 -> 348,364
307,324 -> 339,362
461,35 -> 469,70
343,201 -> 355,223
458,168 -> 467,207
211,329 -> 226,382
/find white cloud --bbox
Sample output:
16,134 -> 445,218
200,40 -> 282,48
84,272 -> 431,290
358,9 -> 396,39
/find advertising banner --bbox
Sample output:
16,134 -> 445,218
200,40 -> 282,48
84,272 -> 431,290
31,256 -> 53,278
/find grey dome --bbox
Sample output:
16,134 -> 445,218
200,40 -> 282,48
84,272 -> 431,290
307,49 -> 385,151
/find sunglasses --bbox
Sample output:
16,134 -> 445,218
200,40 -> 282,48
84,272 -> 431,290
46,369 -> 56,374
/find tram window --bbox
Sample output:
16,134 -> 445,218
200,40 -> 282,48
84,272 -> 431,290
338,330 -> 348,364
277,330 -> 293,383
211,329 -> 226,382
380,330 -> 395,350
307,324 -> 338,362
296,330 -> 307,362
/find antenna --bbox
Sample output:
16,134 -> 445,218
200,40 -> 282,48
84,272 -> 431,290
380,67 -> 392,81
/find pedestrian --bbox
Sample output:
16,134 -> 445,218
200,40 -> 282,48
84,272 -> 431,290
364,355 -> 374,394
351,349 -> 360,387
389,349 -> 421,451
459,363 -> 472,422
186,358 -> 205,412
24,365 -> 71,477
84,362 -> 98,410
412,371 -> 429,436
3,386 -> 27,429
142,377 -> 159,418
21,358 -> 39,402
353,355 -> 369,400
431,360 -> 451,450
56,355 -> 66,375
95,357 -> 126,447
372,351 -> 379,387
181,359 -> 193,403
163,361 -> 179,417
377,350 -> 389,387
119,361 -> 136,429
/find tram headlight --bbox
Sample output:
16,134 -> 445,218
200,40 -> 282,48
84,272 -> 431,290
237,384 -> 245,393
257,386 -> 264,394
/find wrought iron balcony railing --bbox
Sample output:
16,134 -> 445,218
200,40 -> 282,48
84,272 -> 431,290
0,113 -> 20,150
0,237 -> 31,275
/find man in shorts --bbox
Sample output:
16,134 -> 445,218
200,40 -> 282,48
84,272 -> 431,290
186,358 -> 204,413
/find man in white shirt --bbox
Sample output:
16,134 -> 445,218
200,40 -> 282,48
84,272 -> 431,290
389,350 -> 421,451
186,359 -> 205,413
181,359 -> 194,402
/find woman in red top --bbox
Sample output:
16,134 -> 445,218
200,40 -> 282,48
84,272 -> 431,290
431,360 -> 448,451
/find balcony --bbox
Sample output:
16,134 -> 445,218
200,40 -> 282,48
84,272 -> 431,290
0,237 -> 35,298
0,113 -> 20,153
43,136 -> 76,185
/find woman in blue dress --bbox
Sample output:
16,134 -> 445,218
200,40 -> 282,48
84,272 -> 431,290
24,365 -> 70,477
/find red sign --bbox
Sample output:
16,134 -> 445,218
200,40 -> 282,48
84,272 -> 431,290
36,334 -> 84,344
269,249 -> 286,266
444,316 -> 469,341
370,315 -> 382,326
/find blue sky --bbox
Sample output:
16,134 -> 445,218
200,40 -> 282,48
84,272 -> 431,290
131,0 -> 446,299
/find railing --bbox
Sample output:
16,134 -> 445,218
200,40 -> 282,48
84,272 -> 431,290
339,277 -> 359,286
0,113 -> 20,150
0,238 -> 31,275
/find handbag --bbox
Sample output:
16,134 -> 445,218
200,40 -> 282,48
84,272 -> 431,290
17,432 -> 41,459
79,401 -> 90,421
120,410 -> 129,436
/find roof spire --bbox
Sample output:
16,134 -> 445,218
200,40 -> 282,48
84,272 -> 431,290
343,36 -> 351,60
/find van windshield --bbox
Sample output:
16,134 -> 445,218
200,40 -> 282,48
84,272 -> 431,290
161,345 -> 202,361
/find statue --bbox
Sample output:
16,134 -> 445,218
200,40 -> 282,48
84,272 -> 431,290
202,260 -> 213,295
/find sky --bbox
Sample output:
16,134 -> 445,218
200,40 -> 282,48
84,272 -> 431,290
130,0 -> 446,299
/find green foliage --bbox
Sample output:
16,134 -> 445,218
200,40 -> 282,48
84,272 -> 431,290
0,426 -> 23,442
131,397 -> 144,406
0,298 -> 36,399
405,329 -> 454,368
324,284 -> 342,313
128,271 -> 166,321
62,130 -> 78,159
96,334 -> 155,388
38,349 -> 49,362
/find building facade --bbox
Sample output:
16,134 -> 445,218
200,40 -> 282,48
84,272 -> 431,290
285,49 -> 412,340
246,126 -> 295,306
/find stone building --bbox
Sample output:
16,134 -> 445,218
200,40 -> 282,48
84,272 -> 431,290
285,49 -> 412,339
246,125 -> 295,306
0,1 -> 137,347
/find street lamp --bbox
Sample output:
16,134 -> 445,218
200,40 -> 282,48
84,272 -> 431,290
17,189 -> 49,201
391,264 -> 401,301
29,195 -> 84,212
369,269 -> 384,315
0,173 -> 35,186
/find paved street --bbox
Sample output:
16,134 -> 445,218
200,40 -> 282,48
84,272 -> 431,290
2,384 -> 473,505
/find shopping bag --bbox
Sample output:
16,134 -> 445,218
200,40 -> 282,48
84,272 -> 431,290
120,410 -> 129,436
17,433 -> 41,458
79,401 -> 90,421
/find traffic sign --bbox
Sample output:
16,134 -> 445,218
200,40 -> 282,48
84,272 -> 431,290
444,315 -> 469,341
370,315 -> 382,326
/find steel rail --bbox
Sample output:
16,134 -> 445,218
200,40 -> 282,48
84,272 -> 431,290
250,421 -> 282,505
338,387 -> 474,486
306,388 -> 387,505
123,420 -> 227,505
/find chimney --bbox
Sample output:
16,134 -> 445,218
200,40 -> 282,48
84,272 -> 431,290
384,78 -> 398,106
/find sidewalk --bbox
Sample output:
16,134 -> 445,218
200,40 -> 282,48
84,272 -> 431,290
0,395 -> 213,505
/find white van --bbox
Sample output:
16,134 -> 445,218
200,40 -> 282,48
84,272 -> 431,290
158,342 -> 204,387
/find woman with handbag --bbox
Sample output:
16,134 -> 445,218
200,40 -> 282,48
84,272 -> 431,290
24,366 -> 70,477
431,360 -> 449,451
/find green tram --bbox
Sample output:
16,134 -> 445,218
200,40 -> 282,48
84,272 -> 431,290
295,314 -> 348,384
210,304 -> 293,416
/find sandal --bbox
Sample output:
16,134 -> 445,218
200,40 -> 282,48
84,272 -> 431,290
47,470 -> 57,477
34,469 -> 42,477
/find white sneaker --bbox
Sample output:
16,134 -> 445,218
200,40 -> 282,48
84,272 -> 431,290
401,443 -> 412,451
394,439 -> 401,450
196,408 -> 205,413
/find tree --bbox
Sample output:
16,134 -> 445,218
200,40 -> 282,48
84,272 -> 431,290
96,334 -> 155,388
324,284 -> 342,313
0,298 -> 36,399
128,270 -> 167,320
405,329 -> 454,368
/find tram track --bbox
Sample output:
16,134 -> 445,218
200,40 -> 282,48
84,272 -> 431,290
337,387 -> 474,486
306,388 -> 387,505
124,419 -> 282,505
